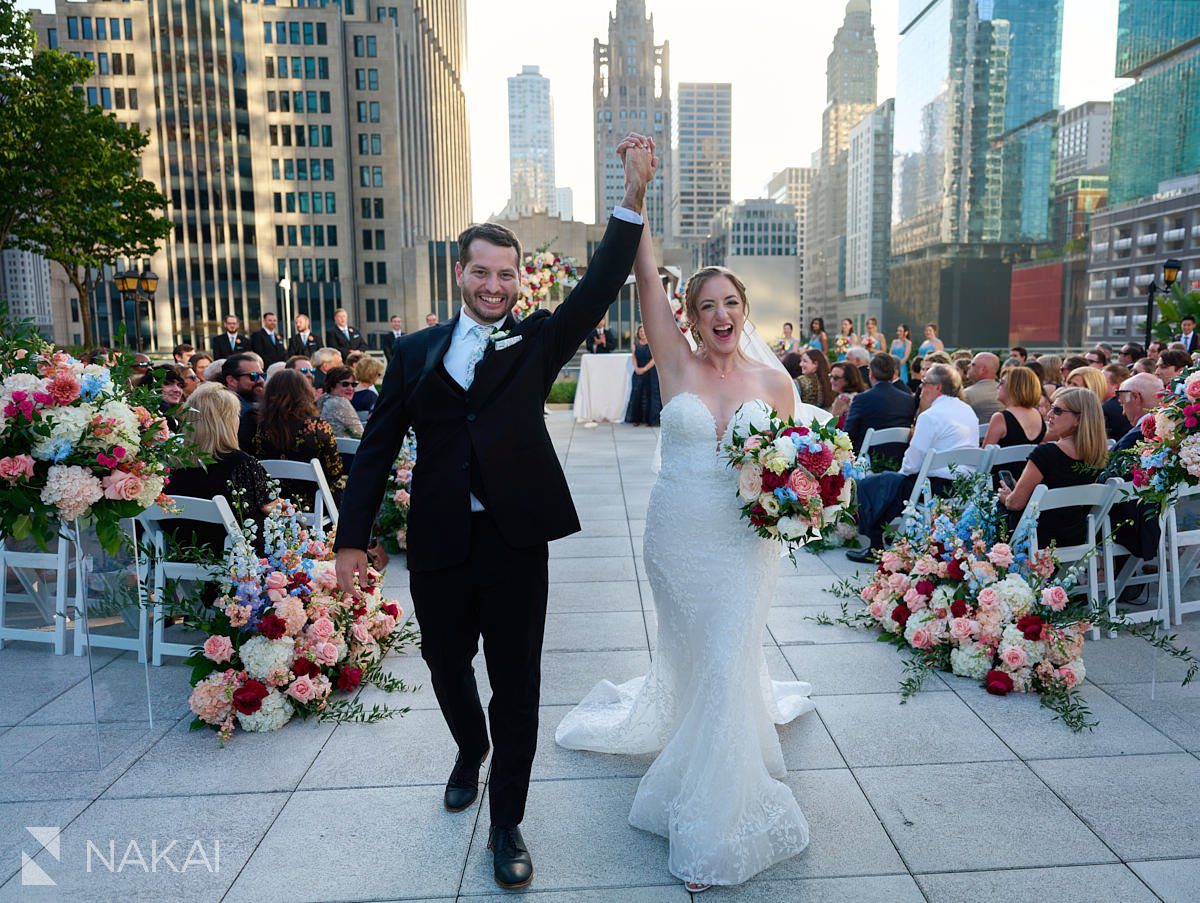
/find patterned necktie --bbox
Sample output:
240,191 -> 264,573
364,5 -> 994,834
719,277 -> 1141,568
463,324 -> 492,388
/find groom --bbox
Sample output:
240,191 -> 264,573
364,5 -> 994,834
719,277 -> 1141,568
335,136 -> 652,889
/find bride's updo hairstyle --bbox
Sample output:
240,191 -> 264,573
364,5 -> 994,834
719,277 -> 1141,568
682,266 -> 749,347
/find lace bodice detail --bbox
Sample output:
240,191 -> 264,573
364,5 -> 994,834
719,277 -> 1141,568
657,393 -> 772,475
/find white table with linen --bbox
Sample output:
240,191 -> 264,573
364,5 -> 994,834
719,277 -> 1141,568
573,353 -> 633,423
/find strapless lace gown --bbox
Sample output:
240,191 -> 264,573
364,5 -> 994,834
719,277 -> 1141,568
555,393 -> 815,886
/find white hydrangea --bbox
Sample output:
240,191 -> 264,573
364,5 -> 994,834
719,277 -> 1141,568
1000,624 -> 1045,666
0,372 -> 47,407
730,402 -> 772,437
950,643 -> 993,680
993,574 -> 1036,618
96,400 -> 142,454
903,608 -> 936,645
236,688 -> 294,732
135,474 -> 165,509
239,635 -> 295,680
1181,434 -> 1200,479
931,585 -> 956,611
31,405 -> 94,460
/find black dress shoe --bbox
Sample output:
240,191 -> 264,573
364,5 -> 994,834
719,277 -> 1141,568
488,825 -> 533,889
845,546 -> 875,563
443,749 -> 488,812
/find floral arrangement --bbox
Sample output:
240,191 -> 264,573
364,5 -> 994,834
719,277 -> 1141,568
512,244 -> 580,320
821,474 -> 1197,730
376,429 -> 416,554
724,405 -> 860,553
185,504 -> 416,742
1127,360 -> 1200,512
0,321 -> 186,554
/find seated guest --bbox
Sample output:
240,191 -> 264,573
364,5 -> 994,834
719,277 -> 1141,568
311,347 -> 342,392
254,369 -> 344,506
173,343 -> 195,366
1067,365 -> 1108,405
1060,355 -> 1088,384
847,364 -> 978,561
351,355 -> 385,418
1118,343 -> 1145,368
221,353 -> 265,450
1107,372 -> 1164,461
203,359 -> 225,383
998,387 -> 1107,549
286,355 -> 315,383
829,360 -> 867,428
780,351 -> 802,379
1156,348 -> 1190,385
154,364 -> 188,432
963,352 -> 1004,423
317,365 -> 365,438
1102,363 -> 1133,440
1010,346 -> 1029,363
845,347 -> 871,386
1104,373 -> 1166,573
1085,347 -> 1109,368
844,353 -> 917,464
166,384 -> 275,556
1132,357 -> 1157,375
189,352 -> 214,378
907,356 -> 924,394
1146,340 -> 1166,363
983,366 -> 1046,484
624,324 -> 662,426
797,348 -> 835,409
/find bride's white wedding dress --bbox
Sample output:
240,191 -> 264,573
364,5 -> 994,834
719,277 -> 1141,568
555,392 -> 815,886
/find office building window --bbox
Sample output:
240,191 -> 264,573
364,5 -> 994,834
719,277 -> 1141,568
67,17 -> 78,39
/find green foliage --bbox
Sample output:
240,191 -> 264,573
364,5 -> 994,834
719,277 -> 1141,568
546,379 -> 577,404
1153,284 -> 1200,343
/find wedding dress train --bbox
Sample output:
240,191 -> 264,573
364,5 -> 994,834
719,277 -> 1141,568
555,393 -> 815,885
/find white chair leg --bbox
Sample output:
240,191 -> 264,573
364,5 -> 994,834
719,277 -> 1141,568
152,601 -> 165,667
0,543 -> 8,651
53,536 -> 68,655
1169,508 -> 1183,626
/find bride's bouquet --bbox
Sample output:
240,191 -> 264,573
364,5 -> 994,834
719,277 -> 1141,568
724,407 -> 859,553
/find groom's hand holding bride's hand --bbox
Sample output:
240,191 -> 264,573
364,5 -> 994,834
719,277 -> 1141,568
616,132 -> 656,212
335,547 -> 368,597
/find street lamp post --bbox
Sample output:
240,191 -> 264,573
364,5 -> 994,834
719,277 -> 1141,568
114,265 -> 159,351
1145,257 -> 1183,349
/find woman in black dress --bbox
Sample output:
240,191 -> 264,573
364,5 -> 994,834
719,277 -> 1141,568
254,368 -> 344,510
624,324 -> 662,426
998,387 -> 1107,549
983,365 -> 1046,481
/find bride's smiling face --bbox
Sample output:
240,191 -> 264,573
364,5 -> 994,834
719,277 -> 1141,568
693,275 -> 745,354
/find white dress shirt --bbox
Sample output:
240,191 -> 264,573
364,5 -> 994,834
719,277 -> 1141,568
900,394 -> 980,478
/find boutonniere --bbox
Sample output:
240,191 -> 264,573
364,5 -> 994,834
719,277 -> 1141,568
489,329 -> 511,343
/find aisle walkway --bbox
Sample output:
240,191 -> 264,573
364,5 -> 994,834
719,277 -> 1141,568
2,413 -> 1199,901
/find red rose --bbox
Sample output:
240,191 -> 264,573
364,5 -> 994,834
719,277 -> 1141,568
336,666 -> 363,692
748,504 -> 772,527
381,602 -> 399,618
915,579 -> 935,598
258,613 -> 287,639
289,572 -> 310,589
945,558 -> 964,580
950,599 -> 968,618
984,669 -> 1014,696
818,472 -> 845,506
761,469 -> 788,491
779,425 -> 809,439
353,604 -> 367,619
891,604 -> 911,627
1016,614 -> 1046,642
232,679 -> 269,714
1140,416 -> 1156,438
292,656 -> 320,678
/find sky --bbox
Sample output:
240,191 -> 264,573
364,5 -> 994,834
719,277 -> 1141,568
16,0 -> 1124,224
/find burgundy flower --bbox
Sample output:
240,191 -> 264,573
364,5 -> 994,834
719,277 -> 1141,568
336,666 -> 363,692
950,599 -> 968,618
232,679 -> 269,714
945,558 -> 965,581
292,656 -> 320,678
381,602 -> 399,619
779,425 -> 809,439
257,613 -> 287,640
1016,614 -> 1046,642
984,669 -> 1014,696
891,604 -> 911,627
748,504 -> 772,527
761,468 -> 788,492
915,579 -> 935,598
818,472 -> 845,507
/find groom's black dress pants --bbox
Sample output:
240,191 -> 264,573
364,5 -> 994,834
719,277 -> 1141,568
409,510 -> 549,828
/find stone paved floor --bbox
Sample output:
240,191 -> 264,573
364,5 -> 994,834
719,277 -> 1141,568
2,413 -> 1199,901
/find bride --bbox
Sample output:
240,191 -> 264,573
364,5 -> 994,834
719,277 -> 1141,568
555,134 -> 818,891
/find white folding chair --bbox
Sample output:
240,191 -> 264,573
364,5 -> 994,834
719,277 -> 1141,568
979,423 -> 990,442
259,457 -> 340,530
1101,479 -> 1169,629
905,446 -> 996,509
1166,482 -> 1200,625
137,496 -> 242,666
0,533 -> 73,654
986,444 -> 1037,472
336,437 -> 361,455
859,427 -> 910,473
1107,438 -> 1117,451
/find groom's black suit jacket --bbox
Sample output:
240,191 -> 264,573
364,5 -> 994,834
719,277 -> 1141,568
334,215 -> 642,571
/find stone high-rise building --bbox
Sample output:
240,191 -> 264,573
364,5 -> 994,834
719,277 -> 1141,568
507,65 -> 556,217
33,0 -> 470,351
672,82 -> 731,244
594,0 -> 671,237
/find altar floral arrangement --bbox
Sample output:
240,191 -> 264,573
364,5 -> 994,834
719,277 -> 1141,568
0,321 -> 186,554
724,405 -> 860,554
819,474 -> 1197,730
376,429 -> 416,554
1127,361 -> 1200,512
186,504 -> 417,742
512,244 -> 580,320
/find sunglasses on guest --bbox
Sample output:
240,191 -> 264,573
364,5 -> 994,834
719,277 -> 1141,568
297,367 -> 314,375
238,371 -> 264,382
1048,405 -> 1073,417
338,380 -> 356,388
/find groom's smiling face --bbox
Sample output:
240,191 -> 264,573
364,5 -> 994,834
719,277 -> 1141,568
456,240 -> 520,325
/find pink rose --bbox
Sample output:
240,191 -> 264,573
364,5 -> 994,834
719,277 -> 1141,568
787,468 -> 820,500
314,568 -> 339,591
101,469 -> 145,502
869,600 -> 887,619
1000,644 -> 1029,669
1057,663 -> 1080,688
1042,586 -> 1069,611
309,616 -> 335,641
880,551 -> 904,573
0,454 -> 35,482
742,436 -> 763,453
987,544 -> 1014,568
394,489 -> 411,505
314,641 -> 339,666
1187,380 -> 1200,400
950,617 -> 977,640
903,587 -> 928,610
351,621 -> 371,644
977,587 -> 1000,610
285,675 -> 317,704
202,635 -> 234,663
265,571 -> 288,591
909,626 -> 935,649
861,582 -> 879,601
913,556 -> 938,576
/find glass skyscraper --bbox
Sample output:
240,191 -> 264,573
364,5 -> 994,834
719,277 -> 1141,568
1109,0 -> 1200,205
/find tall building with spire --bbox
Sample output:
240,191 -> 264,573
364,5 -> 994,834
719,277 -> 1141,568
507,65 -> 556,217
594,0 -> 671,237
805,0 -> 879,325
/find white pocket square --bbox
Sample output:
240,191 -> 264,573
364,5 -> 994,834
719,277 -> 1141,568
495,335 -> 523,350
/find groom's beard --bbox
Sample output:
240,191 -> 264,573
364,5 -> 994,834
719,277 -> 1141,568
462,287 -> 518,325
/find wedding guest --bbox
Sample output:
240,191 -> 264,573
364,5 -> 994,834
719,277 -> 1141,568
172,343 -> 195,366
834,318 -> 857,361
1010,346 -> 1029,363
1105,373 -> 1166,588
624,324 -> 661,426
317,366 -> 365,438
326,307 -> 367,355
982,366 -> 1045,450
250,311 -> 287,366
286,355 -> 315,382
179,365 -> 201,399
807,317 -> 829,355
773,322 -> 799,358
862,317 -> 884,354
352,355 -> 385,417
1118,342 -> 1145,367
780,352 -> 802,379
796,348 -> 834,409
311,347 -> 343,392
287,313 -> 322,358
1061,355 -> 1088,383
167,383 -> 275,556
586,317 -> 616,353
265,362 -> 287,383
846,346 -> 871,385
844,353 -> 917,461
383,314 -> 406,362
829,361 -> 866,428
847,364 -> 977,561
1156,348 -> 1190,384
1177,315 -> 1199,353
254,369 -> 344,503
917,323 -> 944,356
1102,363 -> 1133,440
154,365 -> 188,432
203,360 -> 224,383
425,312 -> 439,328
1146,340 -> 1166,362
891,324 -> 913,384
212,314 -> 249,359
1132,357 -> 1157,375
128,353 -> 153,389
907,356 -> 924,394
963,352 -> 1004,423
1109,372 -> 1164,458
998,387 -> 1107,548
1084,347 -> 1108,368
221,353 -> 265,450
188,352 -> 214,378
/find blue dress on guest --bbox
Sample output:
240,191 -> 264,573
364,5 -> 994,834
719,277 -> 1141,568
624,342 -> 661,426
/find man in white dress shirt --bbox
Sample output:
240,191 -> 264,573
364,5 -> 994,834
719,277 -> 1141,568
847,363 -> 980,560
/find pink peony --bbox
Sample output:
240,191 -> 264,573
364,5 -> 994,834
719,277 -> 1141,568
1057,663 -> 1081,688
202,635 -> 234,663
0,454 -> 35,482
1041,586 -> 1069,611
351,621 -> 371,644
887,572 -> 910,593
868,600 -> 887,619
274,597 -> 308,636
285,675 -> 317,704
1001,644 -> 1029,669
903,587 -> 927,610
987,544 -> 1014,568
309,616 -> 336,641
393,489 -> 411,505
313,641 -> 339,666
860,582 -> 879,601
1187,381 -> 1200,401
101,469 -> 145,502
